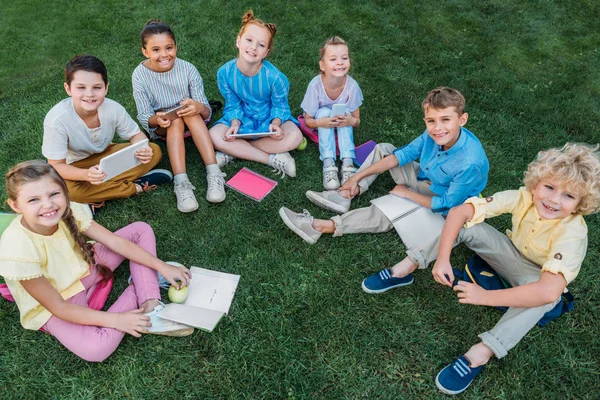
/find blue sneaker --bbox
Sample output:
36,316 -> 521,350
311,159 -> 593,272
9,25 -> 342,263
134,169 -> 173,192
361,269 -> 414,294
435,355 -> 483,395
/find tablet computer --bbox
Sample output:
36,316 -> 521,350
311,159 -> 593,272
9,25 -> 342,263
162,104 -> 185,121
331,103 -> 346,117
99,139 -> 149,182
229,132 -> 273,139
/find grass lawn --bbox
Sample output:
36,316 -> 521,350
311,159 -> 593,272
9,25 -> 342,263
1,0 -> 599,398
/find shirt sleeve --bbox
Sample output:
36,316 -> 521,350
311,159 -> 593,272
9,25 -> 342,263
268,73 -> 292,123
132,70 -> 155,133
346,79 -> 363,112
188,66 -> 212,121
42,117 -> 69,161
114,103 -> 141,141
0,229 -> 43,281
393,133 -> 426,166
70,202 -> 93,232
217,66 -> 245,124
300,81 -> 319,117
464,190 -> 521,228
540,221 -> 587,285
430,164 -> 487,214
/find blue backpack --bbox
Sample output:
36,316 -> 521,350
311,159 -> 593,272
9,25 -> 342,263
452,255 -> 575,327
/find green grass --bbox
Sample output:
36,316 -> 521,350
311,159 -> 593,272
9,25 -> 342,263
1,0 -> 600,398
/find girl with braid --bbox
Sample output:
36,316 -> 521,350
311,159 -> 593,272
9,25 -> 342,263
0,161 -> 193,362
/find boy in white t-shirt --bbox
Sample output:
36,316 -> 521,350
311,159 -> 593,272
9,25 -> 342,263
42,55 -> 172,207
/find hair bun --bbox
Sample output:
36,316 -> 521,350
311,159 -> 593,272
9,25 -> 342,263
241,10 -> 255,25
145,19 -> 163,26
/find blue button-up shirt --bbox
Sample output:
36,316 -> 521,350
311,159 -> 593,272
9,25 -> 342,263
393,127 -> 489,214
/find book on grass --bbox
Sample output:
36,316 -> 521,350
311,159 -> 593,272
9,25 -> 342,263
158,266 -> 240,332
226,167 -> 278,201
354,140 -> 377,166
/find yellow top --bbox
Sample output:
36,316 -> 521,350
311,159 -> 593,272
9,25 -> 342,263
0,202 -> 92,330
465,187 -> 587,285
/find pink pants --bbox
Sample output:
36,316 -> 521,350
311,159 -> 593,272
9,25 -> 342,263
42,222 -> 161,362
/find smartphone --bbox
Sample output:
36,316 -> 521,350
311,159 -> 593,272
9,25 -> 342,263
331,103 -> 347,117
161,104 -> 185,121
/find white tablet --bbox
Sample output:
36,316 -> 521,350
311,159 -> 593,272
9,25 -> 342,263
229,132 -> 273,139
99,139 -> 149,182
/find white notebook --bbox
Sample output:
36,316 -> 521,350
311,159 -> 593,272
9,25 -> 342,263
158,266 -> 240,332
98,139 -> 149,182
370,194 -> 446,249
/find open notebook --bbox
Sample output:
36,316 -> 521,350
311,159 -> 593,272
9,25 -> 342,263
158,267 -> 240,332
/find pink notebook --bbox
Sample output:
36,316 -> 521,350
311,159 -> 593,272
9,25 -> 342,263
226,168 -> 278,202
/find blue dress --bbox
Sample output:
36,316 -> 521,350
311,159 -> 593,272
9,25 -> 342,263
216,59 -> 297,133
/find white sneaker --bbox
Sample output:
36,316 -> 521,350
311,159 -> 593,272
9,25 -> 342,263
216,151 -> 235,168
341,165 -> 357,185
145,301 -> 194,337
206,172 -> 226,203
323,165 -> 340,190
269,152 -> 296,178
174,181 -> 199,212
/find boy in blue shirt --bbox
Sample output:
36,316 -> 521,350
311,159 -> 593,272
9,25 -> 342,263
279,87 -> 489,292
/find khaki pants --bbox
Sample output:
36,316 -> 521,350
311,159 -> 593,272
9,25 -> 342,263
332,143 -> 436,236
66,143 -> 162,203
409,222 -> 560,359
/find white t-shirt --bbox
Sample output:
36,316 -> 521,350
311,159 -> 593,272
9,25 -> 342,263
42,98 -> 140,164
300,75 -> 363,117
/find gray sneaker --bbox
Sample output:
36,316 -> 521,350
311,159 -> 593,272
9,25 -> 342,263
305,190 -> 351,214
216,151 -> 235,168
206,172 -> 226,203
279,207 -> 322,244
323,165 -> 340,190
341,165 -> 357,185
269,152 -> 296,178
174,181 -> 199,212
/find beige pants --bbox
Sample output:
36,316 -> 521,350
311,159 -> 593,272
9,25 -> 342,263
409,221 -> 560,359
66,143 -> 162,203
331,143 -> 436,237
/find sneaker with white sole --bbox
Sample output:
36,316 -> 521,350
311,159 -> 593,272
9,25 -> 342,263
323,165 -> 340,190
269,152 -> 296,178
174,181 -> 199,212
305,190 -> 351,214
206,172 -> 226,203
216,151 -> 235,168
341,165 -> 357,185
134,169 -> 173,192
145,301 -> 194,337
279,207 -> 322,244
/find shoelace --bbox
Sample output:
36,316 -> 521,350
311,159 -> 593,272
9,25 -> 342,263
324,168 -> 339,184
297,209 -> 314,223
270,156 -> 288,179
175,181 -> 196,201
141,182 -> 158,192
217,152 -> 235,167
341,166 -> 356,184
207,172 -> 226,192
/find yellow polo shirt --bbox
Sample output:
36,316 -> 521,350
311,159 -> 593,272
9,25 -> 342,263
0,202 -> 92,330
464,187 -> 587,285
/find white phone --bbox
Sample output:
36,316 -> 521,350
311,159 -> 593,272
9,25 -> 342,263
331,103 -> 347,117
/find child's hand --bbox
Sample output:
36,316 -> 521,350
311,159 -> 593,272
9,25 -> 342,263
319,117 -> 338,128
454,281 -> 488,305
390,184 -> 412,198
88,165 -> 106,185
223,121 -> 240,142
269,123 -> 283,140
114,308 -> 151,337
160,262 -> 192,289
339,176 -> 360,197
134,146 -> 153,164
156,112 -> 172,128
335,113 -> 354,128
432,259 -> 455,287
177,98 -> 203,117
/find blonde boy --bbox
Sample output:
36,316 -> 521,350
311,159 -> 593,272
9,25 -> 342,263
431,143 -> 600,395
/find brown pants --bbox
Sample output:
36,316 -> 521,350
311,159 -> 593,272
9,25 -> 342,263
66,143 -> 162,203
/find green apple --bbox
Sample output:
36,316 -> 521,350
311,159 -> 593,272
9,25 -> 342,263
168,284 -> 189,303
297,136 -> 308,151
